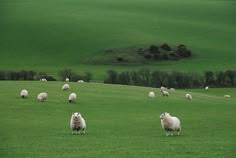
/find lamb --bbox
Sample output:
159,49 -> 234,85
20,90 -> 28,98
160,112 -> 181,136
149,91 -> 155,98
70,112 -> 86,134
224,95 -> 231,98
185,93 -> 192,100
69,93 -> 77,103
40,78 -> 47,82
37,92 -> 47,102
65,78 -> 70,82
62,84 -> 70,90
161,90 -> 169,96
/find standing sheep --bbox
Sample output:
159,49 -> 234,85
40,78 -> 47,82
62,84 -> 70,91
70,112 -> 86,134
149,91 -> 155,98
20,90 -> 28,98
185,93 -> 192,100
78,80 -> 84,83
65,78 -> 70,82
205,86 -> 209,90
161,90 -> 169,96
160,112 -> 181,136
37,92 -> 47,102
69,93 -> 77,103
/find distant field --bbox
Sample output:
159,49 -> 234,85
0,81 -> 236,157
0,0 -> 236,80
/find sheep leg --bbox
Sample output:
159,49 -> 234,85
166,131 -> 170,136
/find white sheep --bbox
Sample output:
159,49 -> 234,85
62,84 -> 70,91
70,112 -> 86,134
161,90 -> 169,96
185,93 -> 192,100
170,88 -> 175,91
205,86 -> 209,90
149,91 -> 155,98
65,78 -> 70,82
69,93 -> 77,103
20,90 -> 28,98
160,86 -> 167,91
77,80 -> 84,83
224,95 -> 231,98
160,112 -> 181,136
40,78 -> 47,82
37,92 -> 47,102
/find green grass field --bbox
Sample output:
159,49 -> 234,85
1,0 -> 236,80
0,81 -> 236,158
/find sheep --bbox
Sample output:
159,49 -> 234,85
205,86 -> 209,90
160,112 -> 181,136
185,93 -> 192,100
65,78 -> 70,82
70,112 -> 86,134
149,91 -> 155,98
69,93 -> 77,103
77,80 -> 84,83
160,86 -> 167,91
40,78 -> 47,82
20,90 -> 28,98
170,88 -> 175,91
62,84 -> 70,91
224,95 -> 231,98
37,92 -> 47,102
161,90 -> 169,96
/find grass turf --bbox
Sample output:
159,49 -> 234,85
0,81 -> 236,157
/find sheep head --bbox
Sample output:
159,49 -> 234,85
160,112 -> 170,119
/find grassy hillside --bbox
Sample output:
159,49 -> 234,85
0,0 -> 236,80
0,81 -> 236,157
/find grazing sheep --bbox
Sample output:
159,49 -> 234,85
40,78 -> 47,82
70,112 -> 86,134
62,84 -> 70,91
77,80 -> 84,83
160,112 -> 181,136
185,93 -> 192,100
161,86 -> 167,91
65,78 -> 70,82
161,90 -> 169,96
149,91 -> 155,98
205,86 -> 209,90
69,93 -> 77,103
20,90 -> 28,98
224,95 -> 231,98
170,88 -> 175,91
37,92 -> 47,102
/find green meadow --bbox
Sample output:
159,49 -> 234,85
1,0 -> 236,80
1,0 -> 236,157
0,81 -> 236,158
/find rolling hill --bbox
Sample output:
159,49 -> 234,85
0,0 -> 236,80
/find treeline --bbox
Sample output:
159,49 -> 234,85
0,69 -> 92,82
104,70 -> 236,88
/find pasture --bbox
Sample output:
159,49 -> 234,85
1,0 -> 236,80
0,81 -> 236,157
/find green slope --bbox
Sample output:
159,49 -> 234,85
0,81 -> 236,157
0,0 -> 236,79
